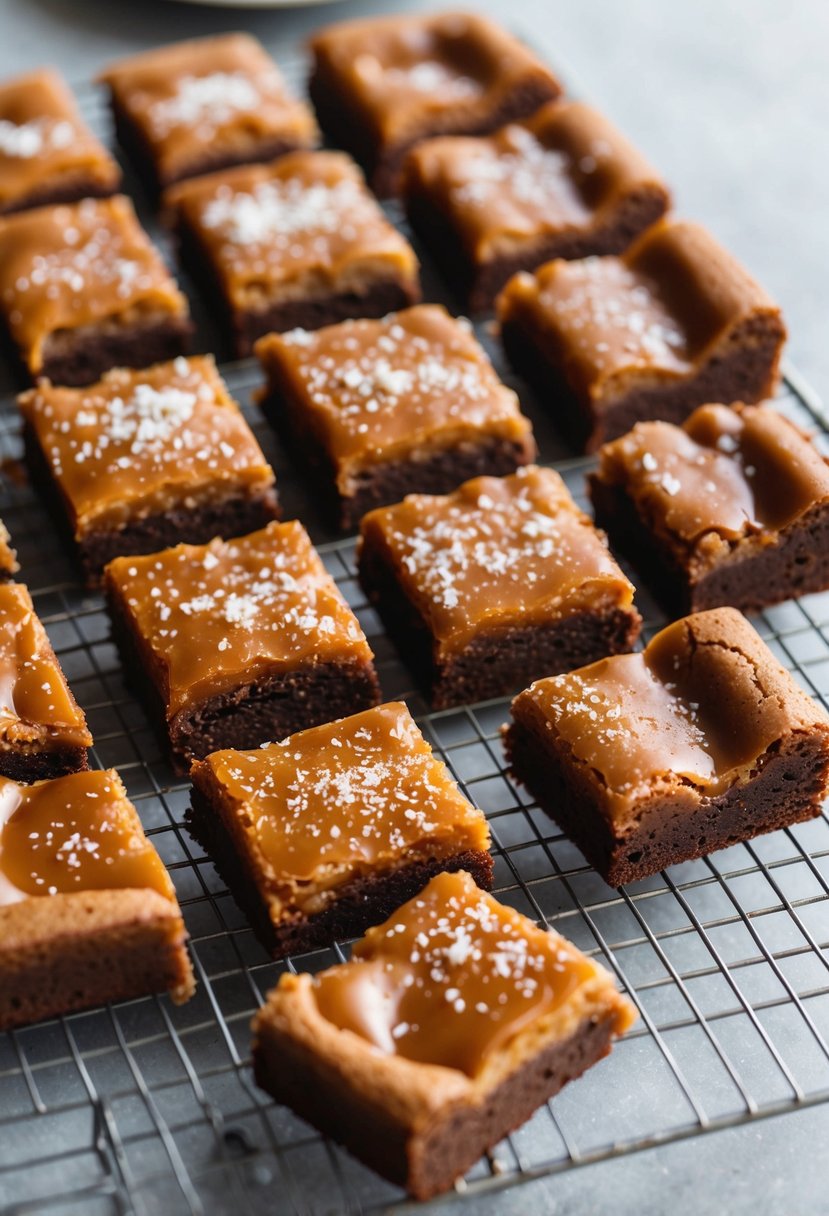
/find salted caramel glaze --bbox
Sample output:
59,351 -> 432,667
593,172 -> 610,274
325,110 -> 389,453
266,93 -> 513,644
0,521 -> 17,578
310,870 -> 631,1077
0,768 -> 173,905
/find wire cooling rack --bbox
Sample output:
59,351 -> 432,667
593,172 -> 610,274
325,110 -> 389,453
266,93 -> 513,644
2,51 -> 829,1216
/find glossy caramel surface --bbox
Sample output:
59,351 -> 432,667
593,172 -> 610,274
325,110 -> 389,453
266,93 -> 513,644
0,521 -> 17,577
0,769 -> 173,905
360,466 -> 635,652
104,521 -> 373,718
20,355 -> 275,534
0,196 -> 189,374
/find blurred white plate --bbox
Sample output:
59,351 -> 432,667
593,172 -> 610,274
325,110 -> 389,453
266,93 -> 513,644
167,0 -> 344,7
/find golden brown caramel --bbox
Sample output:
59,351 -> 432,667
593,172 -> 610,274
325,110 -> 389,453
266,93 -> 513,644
0,521 -> 17,578
0,584 -> 90,748
0,768 -> 173,905
359,466 -> 635,654
19,355 -> 275,535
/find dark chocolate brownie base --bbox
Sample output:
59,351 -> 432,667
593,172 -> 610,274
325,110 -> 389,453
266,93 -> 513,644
406,185 -> 668,313
500,313 -> 786,451
38,314 -> 193,388
254,1009 -> 614,1200
505,719 -> 829,887
188,785 -> 493,958
590,476 -> 829,616
0,745 -> 88,784
358,531 -> 641,708
0,177 -> 118,218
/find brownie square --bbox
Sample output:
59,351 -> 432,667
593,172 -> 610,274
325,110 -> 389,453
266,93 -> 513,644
0,68 -> 121,216
498,218 -> 787,450
403,99 -> 670,312
100,33 -> 318,192
0,767 -> 194,1029
20,354 -> 280,584
0,520 -> 18,581
189,701 -> 493,957
506,607 -> 829,887
104,520 -> 381,770
252,869 -> 636,1199
0,582 -> 92,783
165,151 -> 421,356
255,304 -> 537,530
309,12 -> 562,196
358,465 -> 641,708
590,402 -> 829,615
0,195 -> 192,386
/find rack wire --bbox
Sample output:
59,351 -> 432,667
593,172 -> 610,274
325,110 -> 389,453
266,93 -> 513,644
2,52 -> 829,1216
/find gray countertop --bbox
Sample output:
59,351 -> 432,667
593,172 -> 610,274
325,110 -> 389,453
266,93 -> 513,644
2,1 -> 827,1212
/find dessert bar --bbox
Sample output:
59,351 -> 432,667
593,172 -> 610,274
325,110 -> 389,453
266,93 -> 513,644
21,355 -> 279,584
255,304 -> 536,530
403,99 -> 670,311
506,607 -> 829,886
358,466 -> 641,708
0,67 -> 121,215
165,151 -> 420,356
252,869 -> 636,1199
589,402 -> 829,614
0,195 -> 192,386
0,582 -> 92,782
309,11 -> 562,195
498,218 -> 787,449
104,520 -> 380,770
0,767 -> 194,1029
189,701 -> 493,957
0,521 -> 17,580
100,33 -> 318,192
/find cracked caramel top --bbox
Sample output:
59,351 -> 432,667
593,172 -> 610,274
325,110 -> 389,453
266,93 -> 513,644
594,403 -> 829,548
192,703 -> 489,907
512,607 -> 829,821
0,68 -> 120,213
359,466 -> 636,654
0,196 -> 189,375
404,100 -> 668,260
165,151 -> 418,305
0,768 -> 173,905
0,521 -> 17,578
104,521 -> 373,719
0,583 -> 91,750
19,355 -> 275,536
309,869 -> 633,1077
100,33 -> 317,186
255,305 -> 533,476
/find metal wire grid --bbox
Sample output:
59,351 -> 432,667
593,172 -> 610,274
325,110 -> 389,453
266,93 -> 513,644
1,54 -> 829,1216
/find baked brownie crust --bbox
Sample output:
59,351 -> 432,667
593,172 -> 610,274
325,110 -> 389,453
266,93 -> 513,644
0,746 -> 89,785
39,314 -> 193,389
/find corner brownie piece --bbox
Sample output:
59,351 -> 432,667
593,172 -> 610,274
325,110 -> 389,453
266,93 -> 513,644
506,607 -> 829,887
165,151 -> 420,356
20,354 -> 279,585
0,195 -> 192,386
253,869 -> 636,1199
104,520 -> 380,770
498,218 -> 787,450
0,583 -> 92,783
189,701 -> 493,957
255,304 -> 536,530
100,33 -> 318,192
403,99 -> 670,311
589,402 -> 829,615
0,521 -> 18,581
309,12 -> 562,196
0,68 -> 121,215
358,466 -> 641,709
0,768 -> 194,1029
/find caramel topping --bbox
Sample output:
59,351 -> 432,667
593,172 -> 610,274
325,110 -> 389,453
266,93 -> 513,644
0,769 -> 173,905
311,870 -> 601,1077
100,34 -> 317,184
104,521 -> 373,719
255,305 -> 533,474
165,152 -> 418,304
0,584 -> 90,747
0,69 -> 120,210
196,703 -> 488,892
0,520 -> 18,577
360,466 -> 635,652
0,196 -> 189,374
19,355 -> 275,535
